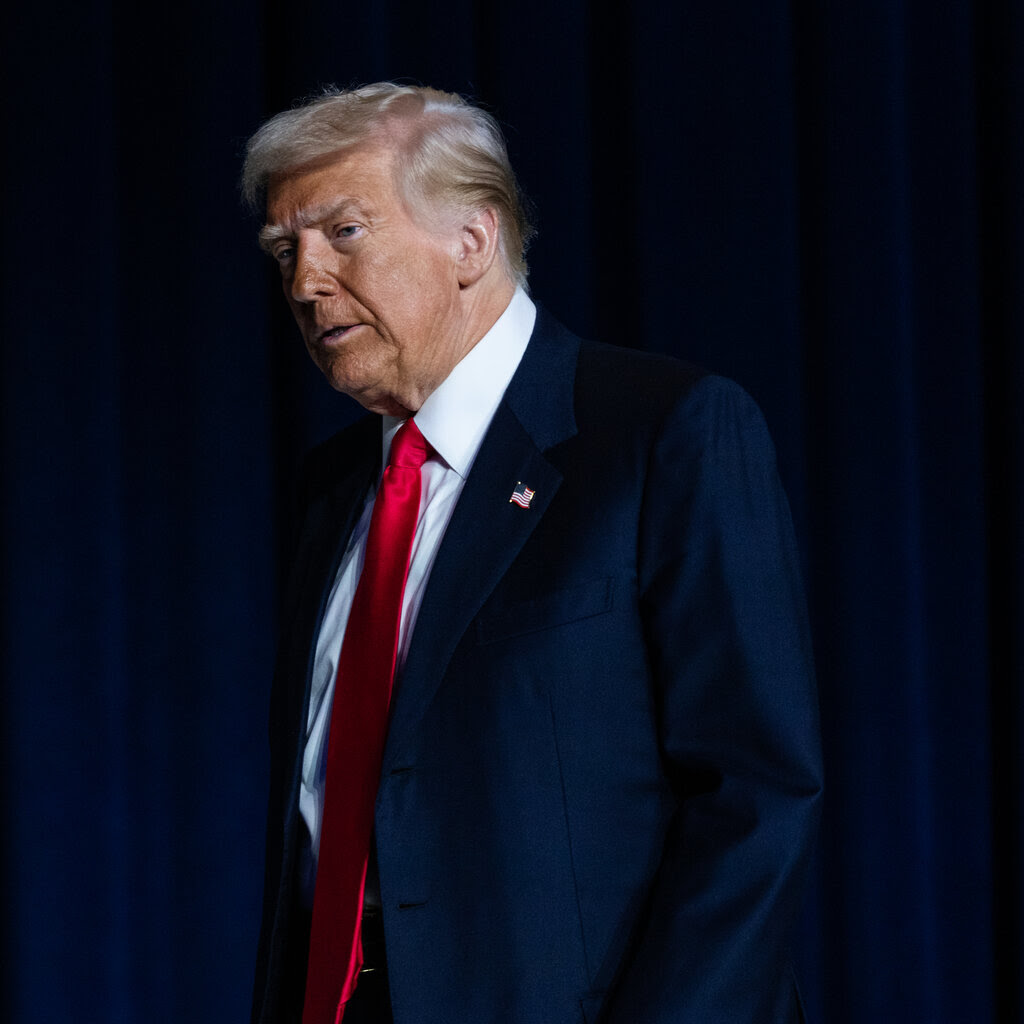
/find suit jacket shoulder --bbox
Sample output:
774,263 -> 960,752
574,336 -> 768,445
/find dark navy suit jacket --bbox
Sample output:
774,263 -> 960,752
251,309 -> 823,1024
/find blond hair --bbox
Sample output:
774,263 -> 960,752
242,83 -> 534,285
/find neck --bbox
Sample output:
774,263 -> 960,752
458,275 -> 517,360
397,276 -> 516,417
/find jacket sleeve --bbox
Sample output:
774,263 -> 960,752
603,375 -> 823,1023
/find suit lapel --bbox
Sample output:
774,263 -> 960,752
381,309 -> 580,773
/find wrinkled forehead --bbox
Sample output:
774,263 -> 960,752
262,144 -> 400,232
261,133 -> 452,246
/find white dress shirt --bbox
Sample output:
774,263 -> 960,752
297,287 -> 536,905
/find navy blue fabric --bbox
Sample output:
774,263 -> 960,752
2,1 -> 1021,1022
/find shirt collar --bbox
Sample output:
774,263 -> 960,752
382,286 -> 536,477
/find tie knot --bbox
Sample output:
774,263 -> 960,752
389,419 -> 431,470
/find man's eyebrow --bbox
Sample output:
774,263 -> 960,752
258,198 -> 367,253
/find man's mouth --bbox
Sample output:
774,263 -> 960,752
318,324 -> 359,345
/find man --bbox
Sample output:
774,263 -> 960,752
243,83 -> 822,1024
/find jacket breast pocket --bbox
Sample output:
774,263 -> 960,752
475,577 -> 614,645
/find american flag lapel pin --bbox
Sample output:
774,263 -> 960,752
509,481 -> 536,508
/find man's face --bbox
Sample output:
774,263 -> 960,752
263,146 -> 465,416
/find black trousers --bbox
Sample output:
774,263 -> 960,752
283,903 -> 394,1024
340,963 -> 393,1024
341,908 -> 393,1024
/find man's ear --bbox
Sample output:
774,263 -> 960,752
454,207 -> 501,287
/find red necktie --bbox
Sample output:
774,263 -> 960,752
303,419 -> 431,1024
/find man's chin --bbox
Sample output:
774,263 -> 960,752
311,351 -> 369,398
316,367 -> 401,416
323,369 -> 370,403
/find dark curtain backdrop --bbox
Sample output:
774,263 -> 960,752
2,1 -> 1020,1021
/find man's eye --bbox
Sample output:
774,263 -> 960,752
335,225 -> 360,240
273,246 -> 295,264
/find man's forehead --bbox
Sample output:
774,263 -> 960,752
262,146 -> 395,236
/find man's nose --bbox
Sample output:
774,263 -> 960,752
290,238 -> 338,303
